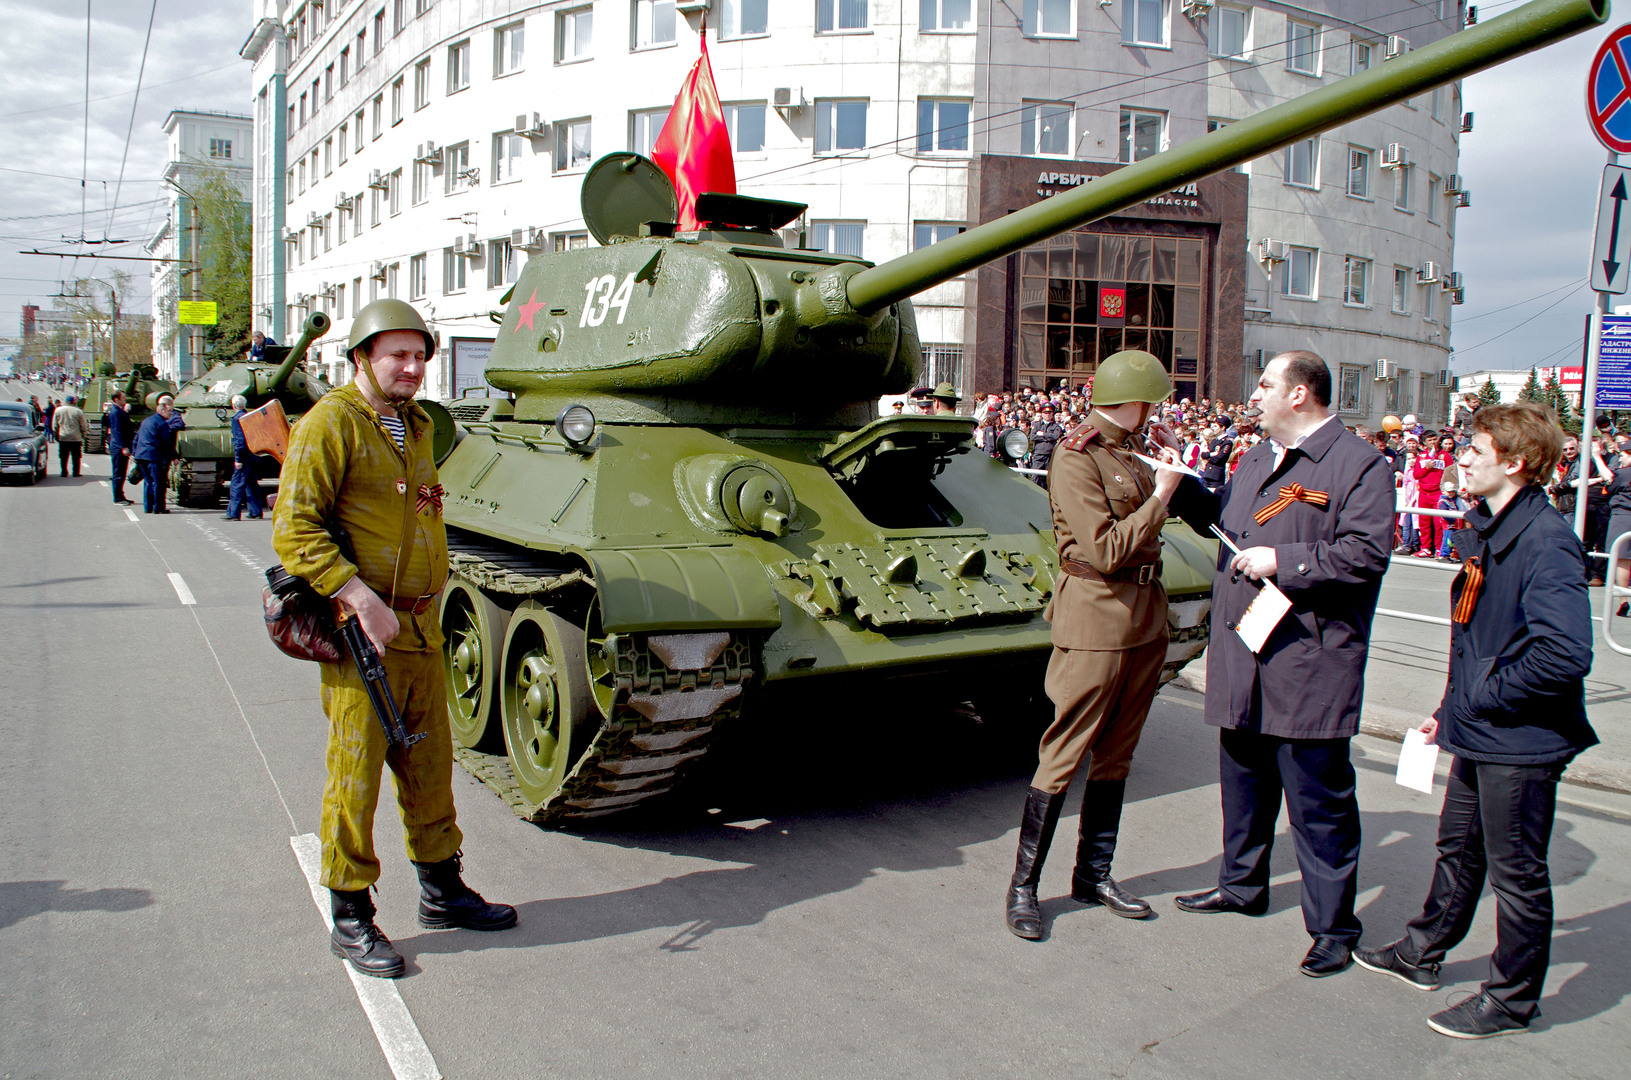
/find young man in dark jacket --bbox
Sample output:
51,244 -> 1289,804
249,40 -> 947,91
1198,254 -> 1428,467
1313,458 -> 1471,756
1355,402 -> 1597,1039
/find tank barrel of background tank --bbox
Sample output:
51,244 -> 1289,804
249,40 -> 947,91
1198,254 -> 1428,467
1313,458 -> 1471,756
845,0 -> 1609,315
269,312 -> 332,393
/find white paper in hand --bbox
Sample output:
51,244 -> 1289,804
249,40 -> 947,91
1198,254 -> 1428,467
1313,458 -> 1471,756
1233,579 -> 1292,653
1395,727 -> 1442,794
1133,452 -> 1201,478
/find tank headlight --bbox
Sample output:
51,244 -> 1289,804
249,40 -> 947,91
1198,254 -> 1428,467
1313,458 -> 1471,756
1000,428 -> 1030,461
555,404 -> 597,448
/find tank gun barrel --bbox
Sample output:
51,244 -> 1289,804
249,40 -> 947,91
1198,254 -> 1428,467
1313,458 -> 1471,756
845,0 -> 1607,315
121,366 -> 140,398
268,312 -> 333,394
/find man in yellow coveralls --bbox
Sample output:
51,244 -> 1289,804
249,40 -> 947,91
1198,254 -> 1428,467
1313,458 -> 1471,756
273,299 -> 515,979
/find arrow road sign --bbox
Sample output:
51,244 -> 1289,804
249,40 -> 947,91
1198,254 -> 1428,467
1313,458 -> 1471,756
1593,165 -> 1631,294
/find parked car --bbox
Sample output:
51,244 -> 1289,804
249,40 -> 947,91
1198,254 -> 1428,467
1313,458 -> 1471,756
0,401 -> 48,484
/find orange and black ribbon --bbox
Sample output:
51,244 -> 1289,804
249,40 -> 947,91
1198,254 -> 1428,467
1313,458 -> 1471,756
1452,556 -> 1484,625
416,483 -> 445,515
1252,482 -> 1330,525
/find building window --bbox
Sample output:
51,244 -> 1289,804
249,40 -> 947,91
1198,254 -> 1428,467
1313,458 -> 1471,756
913,222 -> 965,249
723,102 -> 766,153
1210,5 -> 1249,58
1392,266 -> 1410,312
634,1 -> 677,48
409,254 -> 427,300
556,117 -> 592,171
1122,0 -> 1167,47
1285,137 -> 1317,188
444,248 -> 467,293
1287,19 -> 1321,74
288,104 -> 296,136
1014,231 -> 1206,392
412,157 -> 432,204
1119,108 -> 1165,163
412,60 -> 431,110
917,98 -> 971,154
817,0 -> 868,32
1343,256 -> 1370,305
816,99 -> 868,153
1283,246 -> 1316,298
209,137 -> 232,159
810,221 -> 865,258
373,9 -> 385,53
1024,0 -> 1073,37
445,142 -> 471,193
1337,365 -> 1366,415
631,108 -> 669,158
356,193 -> 365,234
558,7 -> 593,62
324,137 -> 333,176
336,282 -> 346,318
311,148 -> 320,184
386,261 -> 399,299
487,238 -> 518,288
337,206 -> 348,245
325,64 -> 334,101
391,77 -> 404,124
720,0 -> 768,38
1431,85 -> 1442,122
920,0 -> 973,32
389,169 -> 403,215
1022,101 -> 1072,156
286,167 -> 295,203
1427,174 -> 1441,223
339,123 -> 350,164
393,0 -> 406,35
299,91 -> 308,126
298,159 -> 306,193
341,46 -> 351,86
416,0 -> 434,14
1347,146 -> 1370,198
496,21 -> 525,74
493,132 -> 524,184
372,95 -> 383,139
553,231 -> 590,251
448,40 -> 471,93
1394,164 -> 1411,211
1352,39 -> 1373,72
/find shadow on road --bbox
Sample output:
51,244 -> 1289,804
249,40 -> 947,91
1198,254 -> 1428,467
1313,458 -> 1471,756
0,880 -> 153,931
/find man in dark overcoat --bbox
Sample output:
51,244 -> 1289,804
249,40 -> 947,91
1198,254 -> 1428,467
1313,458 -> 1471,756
1028,403 -> 1065,487
1158,350 -> 1396,977
105,390 -> 135,506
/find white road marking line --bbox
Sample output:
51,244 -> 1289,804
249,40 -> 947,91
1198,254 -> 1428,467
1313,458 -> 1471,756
290,835 -> 442,1080
98,480 -> 109,488
187,517 -> 266,572
167,572 -> 196,606
123,507 -> 139,523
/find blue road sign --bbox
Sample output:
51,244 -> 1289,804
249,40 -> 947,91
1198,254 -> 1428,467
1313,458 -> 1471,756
1588,26 -> 1631,154
1597,314 -> 1631,409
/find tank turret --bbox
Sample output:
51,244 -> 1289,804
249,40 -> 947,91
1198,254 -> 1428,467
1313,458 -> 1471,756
163,313 -> 334,505
434,0 -> 1606,824
78,363 -> 177,454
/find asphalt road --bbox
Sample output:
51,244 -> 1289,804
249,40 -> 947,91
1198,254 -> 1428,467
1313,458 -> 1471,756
2,468 -> 1628,1080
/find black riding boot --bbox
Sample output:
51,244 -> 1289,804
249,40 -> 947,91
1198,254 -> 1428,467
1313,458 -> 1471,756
330,888 -> 406,978
1069,779 -> 1151,918
413,854 -> 518,931
1006,787 -> 1067,940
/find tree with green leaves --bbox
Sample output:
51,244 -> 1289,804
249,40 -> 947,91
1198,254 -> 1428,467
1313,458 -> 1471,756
1477,377 -> 1501,406
57,270 -> 152,371
1541,371 -> 1581,434
1518,367 -> 1543,402
172,161 -> 252,371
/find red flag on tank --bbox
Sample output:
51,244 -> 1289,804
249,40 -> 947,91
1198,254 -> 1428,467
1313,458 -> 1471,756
650,26 -> 736,231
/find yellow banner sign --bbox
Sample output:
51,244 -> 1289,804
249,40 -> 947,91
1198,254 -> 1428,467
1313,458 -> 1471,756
178,301 -> 218,325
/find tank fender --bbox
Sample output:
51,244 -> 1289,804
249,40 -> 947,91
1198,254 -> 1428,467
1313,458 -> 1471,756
585,546 -> 783,633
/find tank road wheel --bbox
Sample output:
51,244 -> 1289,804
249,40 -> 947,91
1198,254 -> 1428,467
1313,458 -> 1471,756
584,600 -> 618,722
499,600 -> 599,806
439,578 -> 509,751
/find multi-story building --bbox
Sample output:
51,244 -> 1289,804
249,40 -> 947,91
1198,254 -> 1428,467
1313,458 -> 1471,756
145,109 -> 254,382
244,0 -> 1467,427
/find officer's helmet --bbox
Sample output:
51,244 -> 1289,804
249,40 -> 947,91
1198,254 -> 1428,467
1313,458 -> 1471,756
1089,350 -> 1173,407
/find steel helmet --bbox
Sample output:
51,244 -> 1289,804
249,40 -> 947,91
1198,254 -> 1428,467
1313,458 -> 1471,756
1381,414 -> 1403,434
348,299 -> 436,362
1090,350 -> 1173,406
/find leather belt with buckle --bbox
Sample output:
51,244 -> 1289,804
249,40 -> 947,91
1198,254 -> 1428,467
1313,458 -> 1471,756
1059,557 -> 1162,586
388,594 -> 436,614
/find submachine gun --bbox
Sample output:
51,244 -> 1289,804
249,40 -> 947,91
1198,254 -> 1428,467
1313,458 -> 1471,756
263,564 -> 427,754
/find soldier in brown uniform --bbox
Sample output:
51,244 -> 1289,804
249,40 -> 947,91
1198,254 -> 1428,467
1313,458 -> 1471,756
1006,351 -> 1183,940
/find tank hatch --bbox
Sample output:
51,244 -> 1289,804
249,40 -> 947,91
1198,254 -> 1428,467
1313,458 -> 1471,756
581,152 -> 805,248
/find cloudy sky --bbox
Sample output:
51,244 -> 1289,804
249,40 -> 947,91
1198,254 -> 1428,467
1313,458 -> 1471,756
0,0 -> 1619,376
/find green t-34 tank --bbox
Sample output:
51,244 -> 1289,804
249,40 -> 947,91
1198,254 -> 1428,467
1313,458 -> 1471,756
166,314 -> 332,505
77,362 -> 177,453
428,0 -> 1605,822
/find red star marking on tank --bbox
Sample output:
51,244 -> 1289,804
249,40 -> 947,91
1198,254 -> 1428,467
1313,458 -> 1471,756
514,289 -> 545,333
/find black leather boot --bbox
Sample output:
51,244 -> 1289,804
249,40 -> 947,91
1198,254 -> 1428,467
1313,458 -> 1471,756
330,888 -> 406,978
1069,779 -> 1151,918
1006,787 -> 1066,940
413,854 -> 518,931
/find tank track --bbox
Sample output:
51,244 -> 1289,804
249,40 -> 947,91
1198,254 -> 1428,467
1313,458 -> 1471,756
446,537 -> 755,824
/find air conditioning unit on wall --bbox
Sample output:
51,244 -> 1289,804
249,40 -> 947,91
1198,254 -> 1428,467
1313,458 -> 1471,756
1381,143 -> 1408,168
1256,238 -> 1287,263
1376,359 -> 1397,380
1436,370 -> 1455,388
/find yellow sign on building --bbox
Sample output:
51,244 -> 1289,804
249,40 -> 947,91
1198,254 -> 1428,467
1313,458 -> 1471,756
178,301 -> 218,325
